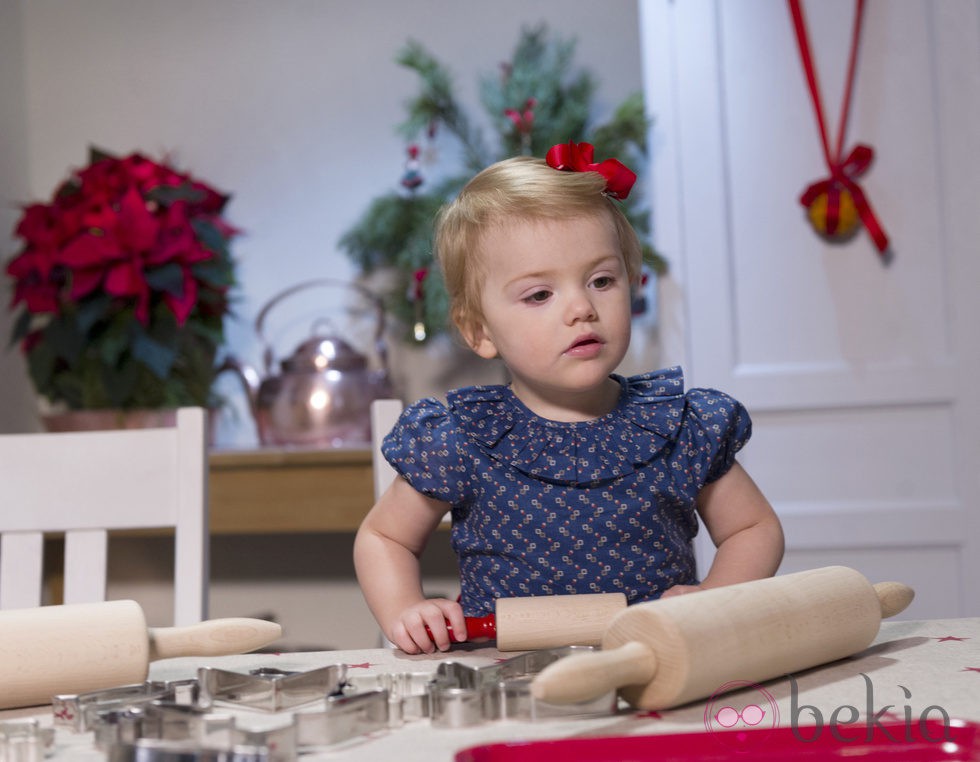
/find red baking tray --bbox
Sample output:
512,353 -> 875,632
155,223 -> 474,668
455,720 -> 979,761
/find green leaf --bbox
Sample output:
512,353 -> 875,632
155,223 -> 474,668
26,342 -> 57,391
101,359 -> 140,407
144,263 -> 185,297
74,294 -> 112,334
98,314 -> 134,366
144,183 -> 206,206
191,219 -> 230,257
44,318 -> 85,364
192,259 -> 235,288
188,318 -> 225,346
132,329 -> 178,379
88,145 -> 118,164
8,309 -> 32,348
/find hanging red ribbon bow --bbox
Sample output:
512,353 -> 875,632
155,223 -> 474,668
545,141 -> 636,200
788,0 -> 890,259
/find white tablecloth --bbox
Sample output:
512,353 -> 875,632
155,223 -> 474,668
4,618 -> 979,760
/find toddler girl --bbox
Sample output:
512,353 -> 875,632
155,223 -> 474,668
354,142 -> 784,654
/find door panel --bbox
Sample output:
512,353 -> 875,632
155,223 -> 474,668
639,0 -> 980,617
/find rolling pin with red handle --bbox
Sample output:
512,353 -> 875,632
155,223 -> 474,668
0,599 -> 283,709
531,566 -> 914,710
424,591 -> 627,651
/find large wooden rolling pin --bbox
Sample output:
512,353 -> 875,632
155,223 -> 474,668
0,599 -> 282,709
531,566 -> 914,710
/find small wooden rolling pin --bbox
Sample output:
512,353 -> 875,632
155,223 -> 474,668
531,566 -> 914,710
0,599 -> 282,709
428,592 -> 628,651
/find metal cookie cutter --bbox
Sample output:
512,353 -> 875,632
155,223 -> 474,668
0,718 -> 55,762
294,689 -> 390,748
91,686 -> 391,760
108,738 -> 271,762
343,670 -> 433,724
97,701 -> 285,761
428,646 -> 618,728
198,665 -> 347,712
53,679 -> 199,732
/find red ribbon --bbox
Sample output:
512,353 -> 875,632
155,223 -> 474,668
788,0 -> 890,256
545,141 -> 636,200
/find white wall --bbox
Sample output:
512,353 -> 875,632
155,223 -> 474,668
0,1 -> 36,434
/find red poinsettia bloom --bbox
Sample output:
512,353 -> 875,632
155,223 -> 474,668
8,150 -> 235,326
3,147 -> 239,411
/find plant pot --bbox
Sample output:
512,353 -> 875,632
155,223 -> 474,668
41,409 -> 178,433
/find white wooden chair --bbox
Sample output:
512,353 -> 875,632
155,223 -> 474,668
0,407 -> 209,625
370,399 -> 404,501
370,399 -> 404,648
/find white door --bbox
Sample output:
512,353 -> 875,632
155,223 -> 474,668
639,0 -> 980,618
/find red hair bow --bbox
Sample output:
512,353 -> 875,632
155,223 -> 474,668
545,141 -> 636,200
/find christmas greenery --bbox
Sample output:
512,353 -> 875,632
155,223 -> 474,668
339,25 -> 664,342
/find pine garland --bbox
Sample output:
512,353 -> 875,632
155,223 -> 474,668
339,25 -> 665,342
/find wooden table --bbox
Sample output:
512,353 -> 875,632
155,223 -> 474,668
208,446 -> 374,534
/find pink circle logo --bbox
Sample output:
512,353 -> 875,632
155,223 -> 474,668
703,681 -> 780,751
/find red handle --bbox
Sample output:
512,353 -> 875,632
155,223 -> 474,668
425,614 -> 496,643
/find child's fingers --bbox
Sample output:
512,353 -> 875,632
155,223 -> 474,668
389,621 -> 423,654
437,601 -> 468,644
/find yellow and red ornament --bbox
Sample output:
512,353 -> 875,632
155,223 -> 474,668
789,0 -> 890,260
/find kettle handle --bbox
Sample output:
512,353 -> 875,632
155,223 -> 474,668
254,278 -> 389,378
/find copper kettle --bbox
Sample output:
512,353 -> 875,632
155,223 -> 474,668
218,278 -> 393,448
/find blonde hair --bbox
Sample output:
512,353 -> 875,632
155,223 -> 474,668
435,155 -> 642,339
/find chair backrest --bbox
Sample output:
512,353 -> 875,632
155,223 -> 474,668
370,398 -> 451,527
370,399 -> 404,501
0,407 -> 209,625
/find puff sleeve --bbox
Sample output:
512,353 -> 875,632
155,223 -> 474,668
683,388 -> 752,483
381,398 -> 472,504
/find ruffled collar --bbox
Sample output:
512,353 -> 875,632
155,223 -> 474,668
448,367 -> 687,485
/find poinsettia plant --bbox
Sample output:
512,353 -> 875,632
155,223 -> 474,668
5,147 -> 238,411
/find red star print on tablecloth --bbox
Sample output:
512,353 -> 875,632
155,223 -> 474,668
935,635 -> 970,642
633,710 -> 663,720
963,667 -> 980,674
346,662 -> 377,669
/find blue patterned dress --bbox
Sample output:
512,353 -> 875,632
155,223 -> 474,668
381,366 -> 751,616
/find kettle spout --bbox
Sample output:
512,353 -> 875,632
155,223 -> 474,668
215,356 -> 262,423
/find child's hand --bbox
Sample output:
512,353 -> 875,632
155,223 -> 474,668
660,583 -> 704,599
387,598 -> 466,654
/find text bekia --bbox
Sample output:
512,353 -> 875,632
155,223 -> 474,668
790,674 -> 951,743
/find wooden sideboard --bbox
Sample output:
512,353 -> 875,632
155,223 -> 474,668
208,446 -> 375,534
